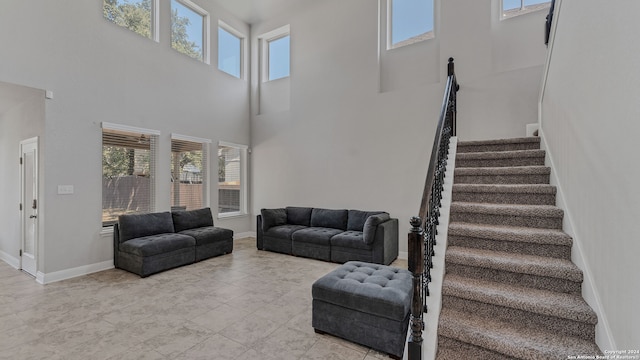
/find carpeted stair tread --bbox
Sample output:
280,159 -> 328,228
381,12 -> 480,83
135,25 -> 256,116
453,183 -> 556,195
442,274 -> 597,324
438,307 -> 602,359
445,246 -> 583,282
450,202 -> 563,219
457,137 -> 541,153
448,222 -> 572,247
456,149 -> 545,161
455,165 -> 550,176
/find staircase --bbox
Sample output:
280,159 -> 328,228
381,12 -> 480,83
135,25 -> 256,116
436,137 -> 602,359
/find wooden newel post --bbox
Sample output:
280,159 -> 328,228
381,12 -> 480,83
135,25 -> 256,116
408,216 -> 424,360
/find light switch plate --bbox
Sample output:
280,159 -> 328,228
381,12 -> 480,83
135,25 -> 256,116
57,185 -> 74,195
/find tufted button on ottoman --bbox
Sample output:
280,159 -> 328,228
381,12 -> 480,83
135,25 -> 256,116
312,261 -> 412,359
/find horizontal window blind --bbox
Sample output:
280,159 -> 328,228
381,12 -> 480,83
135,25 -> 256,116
102,128 -> 157,226
171,138 -> 208,211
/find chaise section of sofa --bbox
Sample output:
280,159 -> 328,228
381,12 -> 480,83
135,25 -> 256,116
256,207 -> 399,265
114,212 -> 196,277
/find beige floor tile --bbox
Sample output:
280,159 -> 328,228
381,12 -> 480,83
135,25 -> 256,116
300,338 -> 368,360
143,321 -> 214,358
254,326 -> 319,360
174,333 -> 247,360
220,313 -> 282,347
191,303 -> 251,333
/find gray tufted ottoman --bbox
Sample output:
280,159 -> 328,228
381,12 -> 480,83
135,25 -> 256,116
312,261 -> 412,359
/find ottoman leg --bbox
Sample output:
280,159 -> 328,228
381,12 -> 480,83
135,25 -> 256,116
314,328 -> 327,335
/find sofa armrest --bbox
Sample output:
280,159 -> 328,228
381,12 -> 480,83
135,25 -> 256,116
371,218 -> 399,265
256,215 -> 264,250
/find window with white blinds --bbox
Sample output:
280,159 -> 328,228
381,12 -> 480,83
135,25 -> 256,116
218,142 -> 247,217
171,135 -> 210,211
102,123 -> 158,227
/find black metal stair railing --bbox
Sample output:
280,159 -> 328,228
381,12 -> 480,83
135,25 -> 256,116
407,57 -> 459,360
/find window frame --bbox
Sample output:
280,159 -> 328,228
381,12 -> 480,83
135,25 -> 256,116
170,133 -> 211,211
103,0 -> 160,42
386,0 -> 435,50
217,141 -> 248,219
217,21 -> 245,79
259,25 -> 291,82
101,122 -> 160,228
170,0 -> 211,63
501,0 -> 551,20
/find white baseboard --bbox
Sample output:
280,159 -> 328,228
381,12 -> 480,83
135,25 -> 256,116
0,250 -> 20,269
398,251 -> 408,260
37,260 -> 114,285
234,231 -> 255,240
539,130 -> 615,351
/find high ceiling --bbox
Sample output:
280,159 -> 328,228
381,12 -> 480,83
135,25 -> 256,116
212,0 -> 313,24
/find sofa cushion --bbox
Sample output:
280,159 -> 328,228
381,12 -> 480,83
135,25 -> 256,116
286,207 -> 313,226
172,208 -> 214,233
179,227 -> 233,246
118,212 -> 175,243
310,208 -> 348,230
330,231 -> 372,250
347,210 -> 386,231
265,224 -> 307,239
292,227 -> 343,246
261,208 -> 287,232
363,213 -> 391,245
119,233 -> 195,257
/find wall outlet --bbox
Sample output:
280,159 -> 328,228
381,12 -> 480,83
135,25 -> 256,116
57,185 -> 74,195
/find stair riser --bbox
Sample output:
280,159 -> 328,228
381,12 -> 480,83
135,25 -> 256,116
452,191 -> 556,205
457,142 -> 540,153
446,263 -> 582,294
448,235 -> 571,259
454,173 -> 550,185
442,295 -> 595,341
437,336 -> 517,360
450,211 -> 563,229
456,157 -> 545,168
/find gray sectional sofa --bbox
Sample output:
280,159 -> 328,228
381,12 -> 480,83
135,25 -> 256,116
113,207 -> 233,277
257,207 -> 398,265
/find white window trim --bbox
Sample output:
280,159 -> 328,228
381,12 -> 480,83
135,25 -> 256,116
218,20 -> 245,79
501,0 -> 551,20
171,133 -> 212,208
258,24 -> 290,82
172,0 -> 211,64
386,0 -> 435,50
217,141 -> 248,219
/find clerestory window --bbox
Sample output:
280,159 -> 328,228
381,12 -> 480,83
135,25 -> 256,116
502,0 -> 551,19
388,0 -> 434,49
218,22 -> 243,79
103,0 -> 159,41
171,0 -> 209,63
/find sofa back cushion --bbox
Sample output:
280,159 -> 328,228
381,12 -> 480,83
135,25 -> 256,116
172,207 -> 214,233
363,213 -> 391,244
261,208 -> 287,232
310,208 -> 348,230
286,207 -> 313,226
347,210 -> 386,231
118,212 -> 175,243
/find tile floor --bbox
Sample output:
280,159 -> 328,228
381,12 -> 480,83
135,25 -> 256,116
0,237 -> 408,360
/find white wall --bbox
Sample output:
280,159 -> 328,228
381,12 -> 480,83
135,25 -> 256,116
0,83 -> 45,268
251,0 -> 550,253
540,0 -> 640,350
0,0 -> 251,276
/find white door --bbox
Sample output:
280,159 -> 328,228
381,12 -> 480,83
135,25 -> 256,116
20,137 -> 38,277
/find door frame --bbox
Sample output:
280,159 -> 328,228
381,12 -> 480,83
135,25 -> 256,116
19,136 -> 39,277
